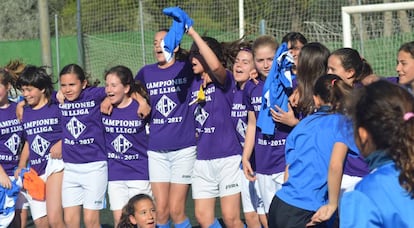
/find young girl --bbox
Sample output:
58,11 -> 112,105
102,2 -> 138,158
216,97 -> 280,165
268,74 -> 353,227
58,64 -> 108,228
242,35 -> 293,222
187,23 -> 244,227
230,43 -> 267,228
327,48 -> 371,194
340,80 -> 414,227
118,194 -> 156,228
396,41 -> 414,93
103,65 -> 152,227
15,65 -> 65,228
0,62 -> 26,227
328,47 -> 374,87
134,28 -> 196,228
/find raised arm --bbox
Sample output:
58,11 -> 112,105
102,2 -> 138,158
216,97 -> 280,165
187,27 -> 227,85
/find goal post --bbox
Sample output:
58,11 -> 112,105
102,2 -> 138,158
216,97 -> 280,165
342,2 -> 414,48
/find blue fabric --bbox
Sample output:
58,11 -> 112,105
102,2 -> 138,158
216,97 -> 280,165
175,218 -> 191,228
156,220 -> 171,228
162,7 -> 193,62
276,111 -> 349,211
0,179 -> 21,215
209,218 -> 222,228
340,161 -> 414,227
256,42 -> 295,135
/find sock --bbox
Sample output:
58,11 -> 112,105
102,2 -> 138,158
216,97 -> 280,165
175,218 -> 191,228
156,220 -> 171,228
208,218 -> 222,228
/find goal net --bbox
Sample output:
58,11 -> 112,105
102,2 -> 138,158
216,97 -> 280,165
79,0 -> 414,83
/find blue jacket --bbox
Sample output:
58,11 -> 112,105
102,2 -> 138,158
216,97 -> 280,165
340,151 -> 414,227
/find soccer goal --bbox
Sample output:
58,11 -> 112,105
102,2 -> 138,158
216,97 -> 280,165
342,2 -> 414,76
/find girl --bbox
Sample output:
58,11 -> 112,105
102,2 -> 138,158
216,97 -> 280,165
396,41 -> 414,93
242,35 -> 293,222
118,194 -> 156,228
268,74 -> 353,228
15,65 -> 65,228
103,65 -> 152,227
135,28 -> 196,228
187,24 -> 244,227
327,47 -> 374,87
281,32 -> 308,73
231,43 -> 266,228
340,80 -> 414,227
327,48 -> 371,194
0,61 -> 26,227
294,42 -> 330,116
58,64 -> 108,228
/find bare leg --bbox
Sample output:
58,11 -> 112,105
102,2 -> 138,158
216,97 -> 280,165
194,198 -> 216,228
46,171 -> 65,228
64,205 -> 81,228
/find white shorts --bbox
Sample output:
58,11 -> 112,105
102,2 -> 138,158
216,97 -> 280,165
0,211 -> 14,228
62,161 -> 108,210
148,146 -> 196,184
341,174 -> 363,194
256,172 -> 284,213
20,174 -> 47,221
108,180 -> 152,210
45,158 -> 64,178
192,155 -> 242,199
241,170 -> 265,214
9,176 -> 29,210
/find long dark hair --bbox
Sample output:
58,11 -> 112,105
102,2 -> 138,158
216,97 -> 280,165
296,42 -> 330,116
330,48 -> 373,85
351,80 -> 414,197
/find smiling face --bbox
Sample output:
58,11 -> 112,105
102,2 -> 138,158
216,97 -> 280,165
60,73 -> 86,101
396,50 -> 414,86
327,54 -> 355,86
233,50 -> 255,84
105,73 -> 130,107
129,198 -> 157,228
21,85 -> 46,109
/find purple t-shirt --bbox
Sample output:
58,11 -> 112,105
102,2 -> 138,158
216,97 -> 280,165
190,71 -> 242,160
343,155 -> 369,177
0,102 -> 23,176
59,87 -> 106,163
102,100 -> 149,181
244,79 -> 291,175
231,85 -> 247,145
136,61 -> 196,151
22,103 -> 62,175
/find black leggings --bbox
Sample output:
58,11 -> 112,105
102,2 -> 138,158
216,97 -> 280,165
268,195 -> 329,228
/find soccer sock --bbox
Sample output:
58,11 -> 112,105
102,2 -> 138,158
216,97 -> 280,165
208,218 -> 222,228
175,218 -> 191,228
156,220 -> 171,228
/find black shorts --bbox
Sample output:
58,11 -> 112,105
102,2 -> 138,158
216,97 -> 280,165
268,195 -> 329,228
